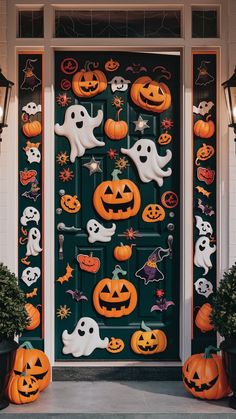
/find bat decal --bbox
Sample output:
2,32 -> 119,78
66,289 -> 88,302
57,263 -> 73,284
197,199 -> 215,216
25,288 -> 38,298
196,186 -> 211,198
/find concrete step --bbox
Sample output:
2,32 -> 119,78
1,381 -> 235,418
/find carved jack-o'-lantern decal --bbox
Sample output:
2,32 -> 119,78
105,58 -> 120,72
93,265 -> 137,318
72,61 -> 107,98
77,253 -> 100,274
6,373 -> 40,404
131,321 -> 167,355
197,167 -> 215,185
142,204 -> 165,223
106,337 -> 125,353
20,169 -> 37,186
158,131 -> 172,145
93,169 -> 141,220
60,194 -> 81,213
195,144 -> 215,166
130,66 -> 172,113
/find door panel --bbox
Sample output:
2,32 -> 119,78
55,51 -> 180,361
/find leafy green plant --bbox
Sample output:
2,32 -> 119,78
211,263 -> 236,339
0,263 -> 29,340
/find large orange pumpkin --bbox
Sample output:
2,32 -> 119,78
131,321 -> 167,355
130,66 -> 171,113
104,108 -> 128,140
113,243 -> 135,261
25,303 -> 40,330
93,169 -> 141,220
72,61 -> 107,98
194,115 -> 215,138
182,346 -> 231,399
195,303 -> 214,332
93,265 -> 137,318
12,341 -> 51,392
22,121 -> 42,138
6,373 -> 40,404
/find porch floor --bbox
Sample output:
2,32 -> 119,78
2,381 -> 235,418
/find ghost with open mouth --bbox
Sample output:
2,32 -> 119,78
26,227 -> 42,257
86,219 -> 116,243
194,236 -> 216,275
20,206 -> 40,226
54,104 -> 104,162
121,139 -> 172,187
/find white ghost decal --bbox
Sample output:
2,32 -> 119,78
86,219 -> 116,243
22,102 -> 42,116
54,105 -> 104,162
195,215 -> 213,236
26,147 -> 41,164
121,139 -> 172,187
194,236 -> 216,275
20,206 -> 40,226
26,227 -> 42,257
21,267 -> 41,287
108,76 -> 131,93
194,278 -> 213,298
62,317 -> 109,357
193,101 -> 214,116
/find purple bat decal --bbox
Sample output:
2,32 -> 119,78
125,63 -> 147,73
197,199 -> 215,216
151,298 -> 175,312
66,289 -> 88,302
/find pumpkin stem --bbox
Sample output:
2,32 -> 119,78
116,108 -> 122,121
112,265 -> 127,280
204,345 -> 219,359
141,320 -> 152,332
152,66 -> 171,81
89,252 -> 93,257
19,341 -> 34,350
85,60 -> 99,71
206,114 -> 212,122
111,169 -> 122,180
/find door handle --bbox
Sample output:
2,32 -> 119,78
58,234 -> 64,260
167,234 -> 173,259
57,223 -> 81,233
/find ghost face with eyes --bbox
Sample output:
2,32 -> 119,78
62,317 -> 109,357
25,147 -> 41,164
195,215 -> 213,236
193,101 -> 214,116
21,206 -> 40,226
26,227 -> 42,257
194,236 -> 216,275
194,278 -> 213,298
21,267 -> 41,287
108,76 -> 131,93
121,139 -> 172,187
22,102 -> 42,116
55,105 -> 104,162
86,219 -> 116,243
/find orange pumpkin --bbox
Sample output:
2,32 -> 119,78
105,58 -> 120,72
142,204 -> 165,222
22,121 -> 42,138
182,346 -> 231,399
106,337 -> 125,353
113,243 -> 135,261
131,321 -> 167,355
72,61 -> 107,98
93,265 -> 137,318
25,304 -> 40,331
104,108 -> 128,140
93,169 -> 141,220
195,143 -> 215,166
12,341 -> 51,392
60,194 -> 81,213
20,169 -> 37,186
77,252 -> 100,273
194,115 -> 215,138
130,66 -> 171,113
197,167 -> 215,185
6,373 -> 39,404
158,131 -> 172,145
195,303 -> 214,332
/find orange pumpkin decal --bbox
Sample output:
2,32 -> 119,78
142,204 -> 165,222
113,243 -> 135,261
104,108 -> 128,140
93,265 -> 137,318
22,121 -> 42,138
61,194 -> 81,213
72,61 -> 107,98
105,58 -> 120,72
194,115 -> 215,138
130,66 -> 172,113
93,169 -> 141,221
197,167 -> 215,185
11,341 -> 51,392
6,373 -> 40,404
77,252 -> 100,273
183,346 -> 231,399
158,131 -> 172,145
161,191 -> 179,209
131,321 -> 167,355
20,169 -> 37,186
25,303 -> 40,331
195,303 -> 214,332
195,144 -> 215,166
106,337 -> 125,353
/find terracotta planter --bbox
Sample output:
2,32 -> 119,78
0,339 -> 18,410
220,339 -> 236,409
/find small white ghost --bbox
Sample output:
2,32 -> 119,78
108,76 -> 131,93
194,236 -> 216,275
62,317 -> 109,357
193,101 -> 214,116
26,227 -> 42,257
26,147 -> 41,164
195,215 -> 213,236
194,278 -> 213,298
121,139 -> 172,187
22,102 -> 42,116
20,206 -> 40,226
55,105 -> 104,163
21,267 -> 41,287
86,219 -> 116,243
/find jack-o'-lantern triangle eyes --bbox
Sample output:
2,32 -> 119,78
124,185 -> 131,193
35,358 -> 42,367
26,362 -> 31,369
92,74 -> 97,81
105,186 -> 113,194
143,83 -> 150,89
151,333 -> 156,339
121,284 -> 129,293
158,87 -> 164,95
102,284 -> 110,293
139,335 -> 144,341
193,372 -> 199,379
23,379 -> 27,386
81,75 -> 85,82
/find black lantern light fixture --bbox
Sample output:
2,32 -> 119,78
222,67 -> 236,148
0,69 -> 14,142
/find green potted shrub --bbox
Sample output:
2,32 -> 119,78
211,263 -> 236,409
0,263 -> 28,409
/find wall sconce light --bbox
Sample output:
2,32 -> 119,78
222,67 -> 236,150
0,69 -> 14,142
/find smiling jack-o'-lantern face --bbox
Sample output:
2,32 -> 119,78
72,61 -> 107,98
131,322 -> 167,355
61,194 -> 81,213
105,58 -> 120,72
197,167 -> 215,185
195,144 -> 215,166
6,374 -> 40,404
142,204 -> 165,223
77,253 -> 100,273
106,337 -> 125,353
158,131 -> 172,145
93,169 -> 141,220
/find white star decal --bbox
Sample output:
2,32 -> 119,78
133,115 -> 149,134
83,156 -> 102,176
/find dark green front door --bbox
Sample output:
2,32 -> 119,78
55,51 -> 180,361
